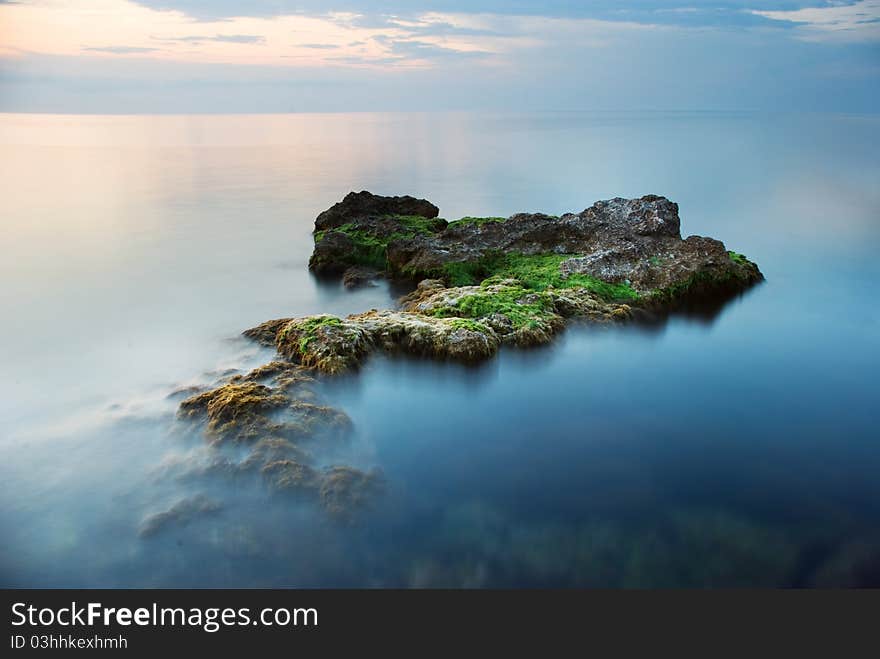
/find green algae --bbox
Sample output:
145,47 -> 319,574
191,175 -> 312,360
430,284 -> 557,330
313,214 -> 445,270
441,252 -> 639,302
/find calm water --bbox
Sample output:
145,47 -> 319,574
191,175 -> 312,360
1,112 -> 878,587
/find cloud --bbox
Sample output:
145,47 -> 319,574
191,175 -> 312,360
753,0 -> 880,42
82,46 -> 160,54
0,1 -> 545,67
373,36 -> 492,61
158,34 -> 266,44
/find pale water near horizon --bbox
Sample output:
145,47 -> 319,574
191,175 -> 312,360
1,112 -> 878,586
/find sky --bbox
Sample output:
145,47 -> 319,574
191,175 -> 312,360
0,0 -> 878,112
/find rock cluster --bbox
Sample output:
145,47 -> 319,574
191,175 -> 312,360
160,191 -> 762,528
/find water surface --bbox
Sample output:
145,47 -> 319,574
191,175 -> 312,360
1,112 -> 878,587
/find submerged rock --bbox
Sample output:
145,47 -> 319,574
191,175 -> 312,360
261,460 -> 385,518
172,366 -> 381,521
319,466 -> 385,519
178,376 -> 351,445
261,459 -> 322,495
138,494 -> 221,538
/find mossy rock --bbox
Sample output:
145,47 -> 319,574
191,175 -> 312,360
261,459 -> 322,495
276,315 -> 374,374
179,382 -> 289,442
319,466 -> 385,519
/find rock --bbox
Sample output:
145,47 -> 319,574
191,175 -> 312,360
138,494 -> 221,538
308,192 -> 762,306
288,400 -> 353,439
168,347 -> 384,521
240,276 -> 641,374
314,190 -> 439,233
309,192 -> 447,275
242,318 -> 292,347
319,466 -> 385,519
260,460 -> 386,518
274,315 -> 374,374
241,437 -> 312,472
261,459 -> 321,495
243,193 -> 763,376
178,379 -> 351,444
179,382 -> 289,442
342,266 -> 380,289
309,230 -> 357,275
263,309 -> 501,374
238,360 -> 306,382
234,360 -> 316,394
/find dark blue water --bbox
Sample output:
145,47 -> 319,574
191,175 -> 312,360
1,112 -> 878,586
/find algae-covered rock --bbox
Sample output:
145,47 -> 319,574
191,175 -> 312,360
233,360 -> 316,396
241,437 -> 312,472
244,193 -> 763,376
262,462 -> 385,518
314,190 -> 439,233
262,309 -> 501,374
179,382 -> 289,442
309,193 -> 445,275
242,317 -> 293,347
187,450 -> 386,521
309,191 -> 762,307
178,378 -> 351,444
275,315 -> 374,374
319,466 -> 385,519
241,276 -> 636,374
261,459 -> 322,495
238,360 -> 305,382
173,371 -> 380,520
309,231 -> 358,275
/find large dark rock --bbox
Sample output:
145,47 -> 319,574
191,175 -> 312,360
314,190 -> 439,232
309,230 -> 356,275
